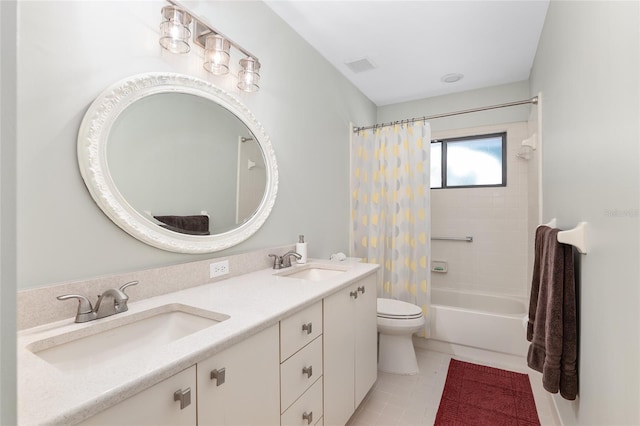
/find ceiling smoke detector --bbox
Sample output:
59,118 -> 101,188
345,57 -> 377,73
441,73 -> 464,83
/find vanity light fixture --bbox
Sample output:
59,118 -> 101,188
159,6 -> 192,54
159,2 -> 262,92
238,57 -> 261,92
203,35 -> 231,75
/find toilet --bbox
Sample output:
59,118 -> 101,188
377,298 -> 426,375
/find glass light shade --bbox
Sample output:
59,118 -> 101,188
203,35 -> 231,75
159,6 -> 192,54
237,58 -> 261,92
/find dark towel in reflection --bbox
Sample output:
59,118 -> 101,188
154,215 -> 210,236
527,225 -> 578,400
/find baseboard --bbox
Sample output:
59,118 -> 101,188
413,336 -> 528,371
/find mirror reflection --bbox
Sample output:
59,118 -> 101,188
108,92 -> 267,235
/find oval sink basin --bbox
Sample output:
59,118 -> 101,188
28,304 -> 229,372
277,264 -> 348,281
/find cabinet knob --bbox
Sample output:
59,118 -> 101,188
357,285 -> 366,294
210,368 -> 226,386
302,365 -> 313,379
173,388 -> 191,410
350,290 -> 358,299
302,322 -> 313,335
302,411 -> 313,425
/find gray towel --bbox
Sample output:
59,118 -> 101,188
527,225 -> 578,400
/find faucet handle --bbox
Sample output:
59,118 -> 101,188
268,254 -> 282,270
119,280 -> 139,296
57,294 -> 93,314
57,294 -> 97,322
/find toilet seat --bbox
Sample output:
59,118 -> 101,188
377,298 -> 423,320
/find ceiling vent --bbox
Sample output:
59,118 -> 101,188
345,57 -> 377,73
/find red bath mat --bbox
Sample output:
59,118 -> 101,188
435,359 -> 541,426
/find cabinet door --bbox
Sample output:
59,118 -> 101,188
198,324 -> 280,426
323,285 -> 356,426
80,365 -> 196,426
354,273 -> 378,406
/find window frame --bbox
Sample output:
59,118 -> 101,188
431,132 -> 507,189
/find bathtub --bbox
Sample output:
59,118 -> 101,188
430,288 -> 529,356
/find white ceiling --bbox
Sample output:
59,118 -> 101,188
265,1 -> 550,106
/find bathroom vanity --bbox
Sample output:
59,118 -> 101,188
17,259 -> 379,425
16,70 -> 380,425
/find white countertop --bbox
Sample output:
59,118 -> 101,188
17,259 -> 379,425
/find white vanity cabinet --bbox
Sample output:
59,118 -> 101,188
80,365 -> 197,426
197,324 -> 280,426
81,325 -> 280,426
280,301 -> 324,426
323,273 -> 377,426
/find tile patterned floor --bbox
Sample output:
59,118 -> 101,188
347,347 -> 559,426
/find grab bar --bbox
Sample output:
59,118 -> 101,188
431,236 -> 473,243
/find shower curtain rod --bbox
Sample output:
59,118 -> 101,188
352,96 -> 538,133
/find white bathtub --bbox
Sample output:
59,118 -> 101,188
430,288 -> 529,356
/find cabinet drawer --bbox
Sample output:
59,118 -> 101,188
280,301 -> 323,362
280,336 -> 323,412
281,377 -> 323,426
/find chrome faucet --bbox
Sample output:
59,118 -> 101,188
268,251 -> 302,269
57,281 -> 139,323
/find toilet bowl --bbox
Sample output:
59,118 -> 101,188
377,298 -> 425,375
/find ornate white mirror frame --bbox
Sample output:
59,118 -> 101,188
77,72 -> 278,253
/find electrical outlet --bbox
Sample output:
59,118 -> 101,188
210,260 -> 229,278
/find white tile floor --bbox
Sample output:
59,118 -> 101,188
347,347 -> 560,426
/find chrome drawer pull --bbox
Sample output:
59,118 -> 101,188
302,411 -> 313,425
302,365 -> 313,379
173,388 -> 191,410
210,368 -> 226,386
302,322 -> 313,335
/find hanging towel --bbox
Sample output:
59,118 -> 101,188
527,225 -> 578,400
154,215 -> 210,235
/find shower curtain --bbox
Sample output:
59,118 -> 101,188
351,122 -> 431,337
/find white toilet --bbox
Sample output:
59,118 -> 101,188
377,298 -> 425,375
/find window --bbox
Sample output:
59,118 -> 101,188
431,132 -> 506,189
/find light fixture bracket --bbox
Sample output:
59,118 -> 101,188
192,20 -> 215,49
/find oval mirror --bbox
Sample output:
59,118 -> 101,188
77,73 -> 278,253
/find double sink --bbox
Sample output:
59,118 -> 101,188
28,263 -> 348,372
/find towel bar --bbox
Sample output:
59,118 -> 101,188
541,219 -> 587,254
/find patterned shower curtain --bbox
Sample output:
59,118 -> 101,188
351,122 -> 431,337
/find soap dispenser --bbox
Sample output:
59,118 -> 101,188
296,235 -> 307,264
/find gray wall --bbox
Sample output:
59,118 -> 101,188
1,1 -> 17,422
377,80 -> 532,132
16,1 -> 376,290
530,1 -> 639,424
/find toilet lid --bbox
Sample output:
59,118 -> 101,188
377,298 -> 424,319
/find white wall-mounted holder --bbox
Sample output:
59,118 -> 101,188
542,218 -> 588,254
516,133 -> 538,160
